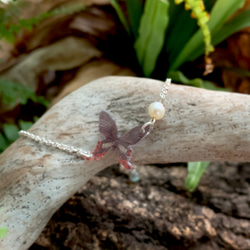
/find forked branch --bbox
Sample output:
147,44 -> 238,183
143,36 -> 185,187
0,76 -> 250,249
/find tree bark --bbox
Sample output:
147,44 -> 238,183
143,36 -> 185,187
0,76 -> 250,249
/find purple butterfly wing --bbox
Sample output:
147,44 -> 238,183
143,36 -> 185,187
118,125 -> 151,148
99,111 -> 118,140
89,111 -> 151,169
117,124 -> 152,169
88,111 -> 117,161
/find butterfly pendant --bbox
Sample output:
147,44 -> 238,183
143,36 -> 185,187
86,111 -> 151,169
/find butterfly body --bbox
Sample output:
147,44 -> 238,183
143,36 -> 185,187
86,111 -> 151,169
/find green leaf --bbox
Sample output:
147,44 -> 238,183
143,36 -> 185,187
168,70 -> 228,91
170,0 -> 245,71
3,123 -> 19,142
135,0 -> 170,76
32,96 -> 49,107
126,0 -> 143,39
0,26 -> 16,43
19,120 -> 33,131
203,0 -> 217,12
0,133 -> 8,151
202,80 -> 229,92
0,227 -> 8,239
165,1 -> 198,65
0,78 -> 49,107
1,120 -> 35,152
206,0 -> 245,35
134,0 -> 156,65
168,70 -> 202,87
185,161 -> 210,192
110,0 -> 130,35
18,19 -> 34,31
220,67 -> 250,78
212,9 -> 250,46
33,116 -> 39,122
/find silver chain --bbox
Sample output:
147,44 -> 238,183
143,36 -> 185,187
19,78 -> 171,157
18,130 -> 93,158
160,78 -> 171,100
142,78 -> 171,131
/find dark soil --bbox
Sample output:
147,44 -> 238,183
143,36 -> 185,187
30,162 -> 250,250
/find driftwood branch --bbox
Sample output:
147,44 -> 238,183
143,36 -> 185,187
0,76 -> 250,249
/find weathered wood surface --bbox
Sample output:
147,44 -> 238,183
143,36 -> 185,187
0,76 -> 250,249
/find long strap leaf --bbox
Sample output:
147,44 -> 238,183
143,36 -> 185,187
185,161 -> 210,192
212,9 -> 250,46
126,0 -> 144,39
110,0 -> 130,35
135,0 -> 169,76
170,0 -> 245,71
134,0 -> 158,65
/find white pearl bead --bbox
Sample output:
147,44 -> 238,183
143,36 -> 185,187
148,102 -> 165,120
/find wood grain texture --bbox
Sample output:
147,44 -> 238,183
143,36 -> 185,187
0,76 -> 250,249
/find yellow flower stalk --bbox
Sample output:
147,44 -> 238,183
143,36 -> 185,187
175,0 -> 214,56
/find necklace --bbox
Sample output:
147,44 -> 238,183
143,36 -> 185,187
19,78 -> 171,170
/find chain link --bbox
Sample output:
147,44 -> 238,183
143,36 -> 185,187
18,131 -> 93,158
19,78 -> 172,158
160,78 -> 171,100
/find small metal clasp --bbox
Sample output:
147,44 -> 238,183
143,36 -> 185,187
141,118 -> 156,133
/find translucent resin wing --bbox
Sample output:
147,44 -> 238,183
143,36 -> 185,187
87,111 -> 151,169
